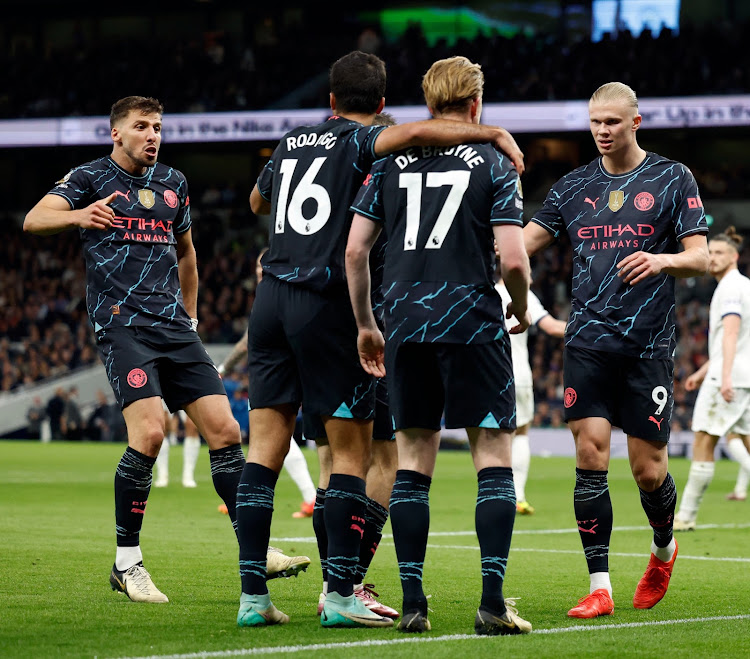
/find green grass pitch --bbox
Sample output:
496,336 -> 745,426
1,440 -> 749,658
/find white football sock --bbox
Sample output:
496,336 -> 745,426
182,435 -> 200,485
284,438 -> 316,503
115,545 -> 143,571
652,537 -> 676,563
167,431 -> 177,447
726,437 -> 750,471
511,434 -> 530,502
154,440 -> 169,484
734,463 -> 750,497
589,572 -> 612,596
676,460 -> 714,522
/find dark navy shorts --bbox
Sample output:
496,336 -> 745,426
385,337 -> 516,432
247,275 -> 375,420
95,325 -> 225,412
303,376 -> 394,442
562,345 -> 673,443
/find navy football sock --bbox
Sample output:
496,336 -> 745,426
574,468 -> 613,574
114,447 -> 156,548
325,474 -> 367,597
390,469 -> 431,614
209,443 -> 245,535
236,462 -> 277,596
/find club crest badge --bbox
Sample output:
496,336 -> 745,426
608,190 -> 624,212
138,189 -> 156,209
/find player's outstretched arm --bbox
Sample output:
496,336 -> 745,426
218,329 -> 249,376
523,222 -> 555,258
24,192 -> 117,236
617,234 -> 709,285
494,224 -> 531,334
345,214 -> 385,377
538,314 -> 567,338
373,121 -> 524,174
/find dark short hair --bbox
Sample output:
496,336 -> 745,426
110,96 -> 164,129
329,51 -> 386,115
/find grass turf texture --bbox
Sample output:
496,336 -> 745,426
1,440 -> 749,658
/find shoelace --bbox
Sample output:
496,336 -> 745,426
126,565 -> 153,593
504,598 -> 521,616
362,584 -> 380,598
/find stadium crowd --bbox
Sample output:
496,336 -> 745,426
3,12 -> 750,118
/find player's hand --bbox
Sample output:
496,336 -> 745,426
684,372 -> 703,391
77,192 -> 117,230
616,251 -> 666,285
357,327 -> 386,377
721,379 -> 735,403
506,303 -> 531,334
493,128 -> 525,175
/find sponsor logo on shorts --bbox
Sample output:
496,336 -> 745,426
564,387 -> 577,408
127,368 -> 148,389
634,192 -> 654,211
648,415 -> 663,430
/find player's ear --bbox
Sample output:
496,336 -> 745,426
329,93 -> 336,113
376,98 -> 385,114
632,113 -> 642,132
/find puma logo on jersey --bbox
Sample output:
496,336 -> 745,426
648,416 -> 663,430
584,196 -> 599,209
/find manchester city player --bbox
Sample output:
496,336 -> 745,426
24,96 -> 247,603
347,56 -> 532,636
237,50 -> 526,629
523,82 -> 709,618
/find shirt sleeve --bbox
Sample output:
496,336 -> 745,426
351,124 -> 388,175
719,287 -> 743,318
528,289 -> 549,325
48,166 -> 91,209
673,164 -> 709,239
530,186 -> 564,238
256,145 -> 281,202
350,157 -> 388,223
173,176 -> 191,234
489,148 -> 523,226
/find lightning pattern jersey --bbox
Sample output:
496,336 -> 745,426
351,143 -> 523,344
256,116 -> 387,291
531,152 -> 708,359
48,157 -> 192,332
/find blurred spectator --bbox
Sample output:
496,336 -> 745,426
46,387 -> 66,440
26,395 -> 46,439
87,389 -> 115,442
62,386 -> 84,441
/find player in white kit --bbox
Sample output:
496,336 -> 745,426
495,278 -> 566,514
675,226 -> 750,530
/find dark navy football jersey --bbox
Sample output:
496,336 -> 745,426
370,232 -> 388,330
256,116 -> 387,290
350,143 -> 523,344
531,152 -> 708,359
48,156 -> 192,331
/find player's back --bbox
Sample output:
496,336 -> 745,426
256,116 -> 386,291
351,142 -> 522,344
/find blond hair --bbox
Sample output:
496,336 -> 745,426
422,56 -> 484,115
589,82 -> 639,113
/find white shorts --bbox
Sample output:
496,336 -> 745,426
691,383 -> 750,437
515,383 -> 534,428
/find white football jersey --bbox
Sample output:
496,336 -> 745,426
706,268 -> 750,387
495,282 -> 549,387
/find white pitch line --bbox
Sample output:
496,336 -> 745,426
118,614 -> 750,659
421,544 -> 750,562
271,522 -> 750,545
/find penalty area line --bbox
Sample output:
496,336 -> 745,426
119,614 -> 750,659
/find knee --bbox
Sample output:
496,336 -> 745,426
200,413 -> 241,449
133,424 -> 166,457
575,437 -> 609,470
632,463 -> 666,492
